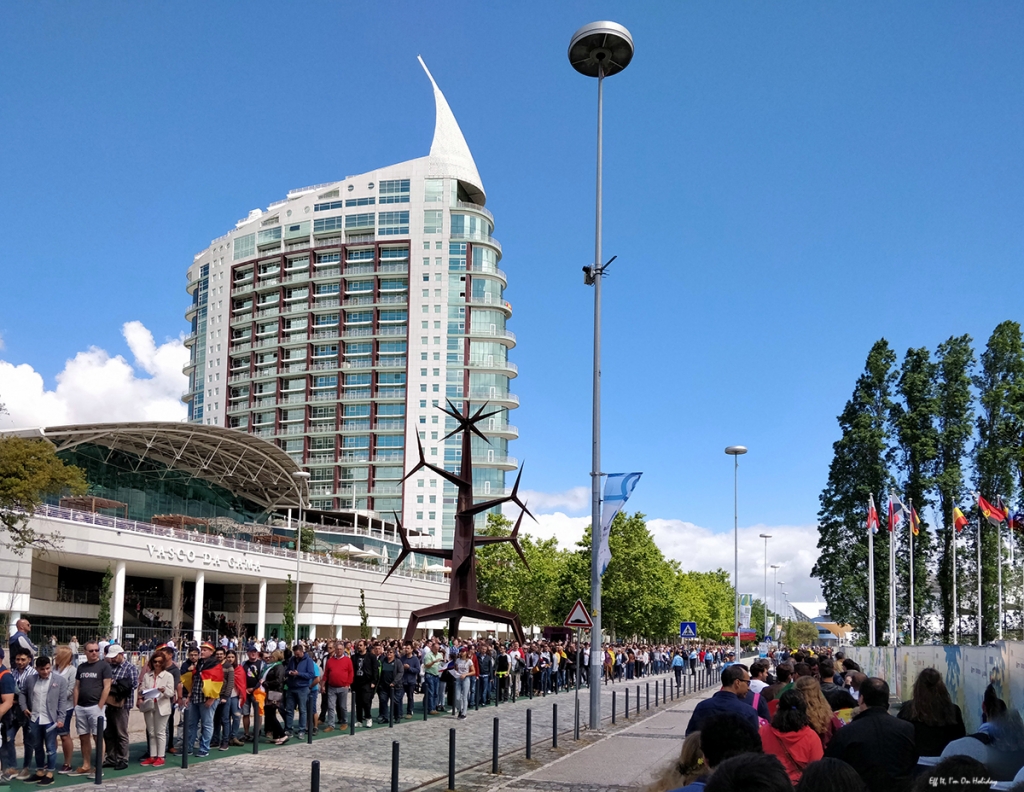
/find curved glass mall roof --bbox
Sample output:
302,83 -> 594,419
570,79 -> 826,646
8,422 -> 303,512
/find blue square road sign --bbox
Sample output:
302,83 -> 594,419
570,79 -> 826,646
679,622 -> 698,639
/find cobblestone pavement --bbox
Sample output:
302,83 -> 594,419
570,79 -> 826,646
80,672 -> 718,792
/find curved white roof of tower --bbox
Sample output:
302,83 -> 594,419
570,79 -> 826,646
418,56 -> 485,205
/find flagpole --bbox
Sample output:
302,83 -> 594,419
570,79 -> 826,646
909,495 -> 915,646
978,509 -> 983,646
952,503 -> 958,645
889,492 -> 897,647
998,503 -> 1004,640
868,497 -> 876,647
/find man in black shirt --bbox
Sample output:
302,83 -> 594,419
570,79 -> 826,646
825,676 -> 918,792
241,645 -> 264,742
72,642 -> 111,776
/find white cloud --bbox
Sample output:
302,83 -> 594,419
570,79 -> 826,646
518,486 -> 590,514
648,518 -> 823,605
504,486 -> 825,604
0,321 -> 189,427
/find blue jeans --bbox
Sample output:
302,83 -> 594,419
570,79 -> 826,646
218,698 -> 241,743
306,688 -> 318,731
186,700 -> 216,755
28,721 -> 58,772
283,688 -> 307,734
476,675 -> 491,705
425,674 -> 440,712
0,723 -> 15,771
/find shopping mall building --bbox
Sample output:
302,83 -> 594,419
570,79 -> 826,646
1,422 -> 494,647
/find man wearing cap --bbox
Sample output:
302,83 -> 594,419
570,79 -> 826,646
102,645 -> 137,770
183,643 -> 221,757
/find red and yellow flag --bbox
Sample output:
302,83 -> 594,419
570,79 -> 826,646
911,508 -> 921,536
953,507 -> 969,532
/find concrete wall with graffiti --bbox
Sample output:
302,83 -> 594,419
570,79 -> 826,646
841,642 -> 1024,734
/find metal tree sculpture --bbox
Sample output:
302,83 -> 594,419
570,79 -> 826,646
383,400 -> 533,643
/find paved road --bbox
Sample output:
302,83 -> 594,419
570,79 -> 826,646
80,671 -> 719,792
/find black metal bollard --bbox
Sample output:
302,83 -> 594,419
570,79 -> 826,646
647,682 -> 650,710
526,708 -> 532,759
95,715 -> 105,784
423,687 -> 429,721
391,742 -> 399,792
253,713 -> 260,754
350,707 -> 356,736
528,673 -> 533,699
552,703 -> 557,749
491,717 -> 499,774
181,712 -> 188,768
389,692 -> 394,729
625,688 -> 630,719
311,759 -> 321,792
574,696 -> 579,741
655,680 -> 659,707
612,690 -> 616,724
448,729 -> 456,791
308,700 -> 315,744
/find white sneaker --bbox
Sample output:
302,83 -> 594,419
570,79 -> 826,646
365,719 -> 372,728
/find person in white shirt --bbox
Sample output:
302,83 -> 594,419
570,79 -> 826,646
749,661 -> 770,695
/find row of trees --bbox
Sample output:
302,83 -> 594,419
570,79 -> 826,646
476,511 -> 767,642
813,321 -> 1024,643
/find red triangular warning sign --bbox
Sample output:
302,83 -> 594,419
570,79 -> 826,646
563,598 -> 593,629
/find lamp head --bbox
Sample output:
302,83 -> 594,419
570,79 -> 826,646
759,533 -> 772,540
568,21 -> 634,78
725,446 -> 748,456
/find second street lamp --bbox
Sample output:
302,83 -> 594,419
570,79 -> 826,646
725,446 -> 747,656
770,564 -> 781,641
759,533 -> 772,641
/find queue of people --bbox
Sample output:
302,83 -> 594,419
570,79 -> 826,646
652,646 -> 1024,792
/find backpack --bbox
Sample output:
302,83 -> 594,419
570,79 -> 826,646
752,691 -> 769,728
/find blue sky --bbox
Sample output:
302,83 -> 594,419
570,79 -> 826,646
2,3 -> 1022,600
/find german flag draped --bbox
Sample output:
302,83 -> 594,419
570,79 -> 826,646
180,661 -> 224,700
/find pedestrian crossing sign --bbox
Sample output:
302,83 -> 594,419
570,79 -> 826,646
680,621 -> 698,638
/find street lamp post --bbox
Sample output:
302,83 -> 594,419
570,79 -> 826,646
725,446 -> 747,657
770,565 -> 781,641
568,20 -> 634,733
292,470 -> 311,645
759,533 -> 772,641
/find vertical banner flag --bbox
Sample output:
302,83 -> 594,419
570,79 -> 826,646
911,507 -> 921,536
598,472 -> 642,574
953,507 -> 969,532
867,494 -> 879,534
739,594 -> 754,629
888,493 -> 906,531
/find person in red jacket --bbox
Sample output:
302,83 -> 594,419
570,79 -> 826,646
321,642 -> 353,731
759,689 -> 824,785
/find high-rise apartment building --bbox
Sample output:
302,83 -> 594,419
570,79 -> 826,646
183,60 -> 517,547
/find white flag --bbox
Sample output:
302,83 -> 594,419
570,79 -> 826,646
598,472 -> 643,574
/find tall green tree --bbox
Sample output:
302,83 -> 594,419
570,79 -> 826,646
475,512 -> 565,628
0,436 -> 87,552
973,321 -> 1024,641
892,346 -> 939,640
813,340 -> 897,640
933,335 -> 975,642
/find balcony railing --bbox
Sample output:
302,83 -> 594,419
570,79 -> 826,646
454,200 -> 495,224
27,503 -> 447,583
450,232 -> 501,253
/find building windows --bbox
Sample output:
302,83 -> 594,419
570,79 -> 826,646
424,179 -> 444,203
378,211 -> 409,236
378,179 -> 410,204
257,226 -> 282,244
314,200 -> 345,212
313,216 -> 345,233
233,233 -> 255,260
424,210 -> 443,234
345,197 -> 375,207
345,213 -> 375,230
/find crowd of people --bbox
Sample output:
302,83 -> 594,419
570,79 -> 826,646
2,618 -> 737,785
651,646 -> 1024,792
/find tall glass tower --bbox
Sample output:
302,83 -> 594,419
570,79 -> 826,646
183,59 -> 517,548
